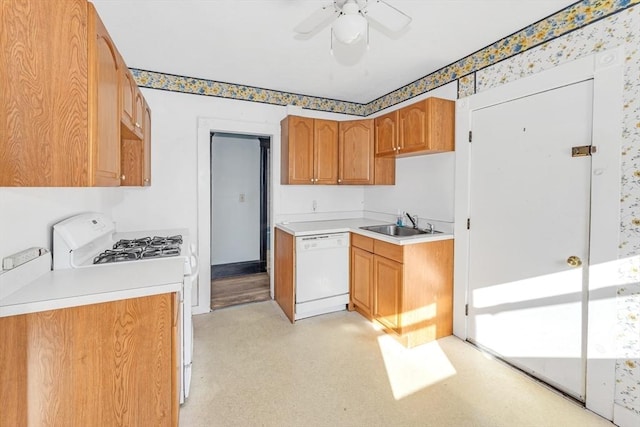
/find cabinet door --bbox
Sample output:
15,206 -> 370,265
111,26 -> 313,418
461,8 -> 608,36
373,255 -> 403,332
425,97 -> 455,152
0,0 -> 89,186
374,110 -> 398,157
281,116 -> 314,184
339,119 -> 374,184
121,67 -> 135,130
120,139 -> 143,186
314,119 -> 338,184
351,247 -> 374,318
398,101 -> 428,154
143,102 -> 152,186
89,5 -> 120,186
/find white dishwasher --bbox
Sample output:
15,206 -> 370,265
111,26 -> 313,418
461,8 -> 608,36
295,232 -> 350,320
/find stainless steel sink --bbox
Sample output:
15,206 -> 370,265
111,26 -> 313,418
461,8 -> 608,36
359,224 -> 442,237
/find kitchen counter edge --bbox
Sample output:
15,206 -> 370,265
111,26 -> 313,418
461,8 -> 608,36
0,258 -> 184,318
275,219 -> 453,245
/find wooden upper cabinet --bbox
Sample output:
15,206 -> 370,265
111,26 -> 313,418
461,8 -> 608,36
0,0 -> 89,186
0,0 -> 151,187
397,97 -> 455,156
281,115 -> 314,184
339,119 -> 374,184
120,100 -> 151,187
314,119 -> 339,184
281,116 -> 338,185
120,67 -> 144,140
88,3 -> 121,186
374,110 -> 399,157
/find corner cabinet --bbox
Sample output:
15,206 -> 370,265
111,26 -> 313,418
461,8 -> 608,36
0,0 -> 151,187
349,233 -> 454,348
281,116 -> 395,186
375,97 -> 455,158
0,293 -> 179,426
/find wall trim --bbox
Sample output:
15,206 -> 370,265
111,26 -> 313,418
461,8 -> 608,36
132,0 -> 639,115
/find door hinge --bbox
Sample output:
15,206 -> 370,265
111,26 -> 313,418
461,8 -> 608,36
468,131 -> 472,143
571,145 -> 597,157
465,304 -> 469,316
467,218 -> 471,230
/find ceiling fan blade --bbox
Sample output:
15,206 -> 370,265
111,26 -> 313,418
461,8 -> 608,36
294,3 -> 341,35
363,0 -> 412,33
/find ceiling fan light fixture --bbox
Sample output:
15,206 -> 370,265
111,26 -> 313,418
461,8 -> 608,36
332,3 -> 367,44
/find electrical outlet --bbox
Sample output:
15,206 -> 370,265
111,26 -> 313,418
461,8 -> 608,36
2,247 -> 43,270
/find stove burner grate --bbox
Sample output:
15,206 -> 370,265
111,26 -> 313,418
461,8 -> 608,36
93,235 -> 183,264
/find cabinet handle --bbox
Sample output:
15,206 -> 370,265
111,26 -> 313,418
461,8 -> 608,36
121,174 -> 126,181
338,179 -> 342,183
310,178 -> 314,183
144,178 -> 150,183
135,122 -> 141,128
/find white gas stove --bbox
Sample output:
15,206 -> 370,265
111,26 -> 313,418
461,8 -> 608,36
52,212 -> 197,404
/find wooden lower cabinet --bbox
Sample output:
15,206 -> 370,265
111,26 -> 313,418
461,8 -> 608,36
349,246 -> 374,319
373,255 -> 402,332
0,293 -> 178,427
349,233 -> 454,347
274,228 -> 295,322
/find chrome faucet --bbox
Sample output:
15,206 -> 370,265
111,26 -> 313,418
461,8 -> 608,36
425,222 -> 434,233
405,212 -> 418,229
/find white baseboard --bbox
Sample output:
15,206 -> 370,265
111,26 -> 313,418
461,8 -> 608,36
614,403 -> 640,427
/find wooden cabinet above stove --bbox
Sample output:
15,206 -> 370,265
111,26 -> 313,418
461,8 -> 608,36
0,0 -> 151,187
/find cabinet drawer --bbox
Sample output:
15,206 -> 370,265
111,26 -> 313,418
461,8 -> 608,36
374,240 -> 403,263
351,233 -> 374,252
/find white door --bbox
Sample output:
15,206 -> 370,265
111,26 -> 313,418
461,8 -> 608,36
467,80 -> 593,401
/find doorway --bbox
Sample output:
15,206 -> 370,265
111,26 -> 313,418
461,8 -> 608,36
466,80 -> 593,400
453,47 -> 624,419
210,132 -> 271,309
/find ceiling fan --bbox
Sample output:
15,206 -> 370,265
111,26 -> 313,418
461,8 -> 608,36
294,0 -> 412,47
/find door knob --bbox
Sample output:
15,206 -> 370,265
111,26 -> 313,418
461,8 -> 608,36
566,256 -> 582,267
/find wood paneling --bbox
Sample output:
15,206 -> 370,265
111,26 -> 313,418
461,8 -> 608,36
0,293 -> 176,426
0,0 -> 88,186
274,228 -> 295,322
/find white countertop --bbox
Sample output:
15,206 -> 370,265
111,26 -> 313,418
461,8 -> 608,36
275,218 -> 453,245
0,257 -> 184,318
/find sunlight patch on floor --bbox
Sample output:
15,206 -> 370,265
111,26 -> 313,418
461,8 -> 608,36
377,335 -> 456,400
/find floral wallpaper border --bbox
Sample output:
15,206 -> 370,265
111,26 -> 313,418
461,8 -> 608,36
133,0 -> 639,115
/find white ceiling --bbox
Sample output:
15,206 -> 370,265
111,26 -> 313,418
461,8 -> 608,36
91,0 -> 577,104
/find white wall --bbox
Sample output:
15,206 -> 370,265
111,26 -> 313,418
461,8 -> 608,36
363,82 -> 457,226
0,187 -> 121,259
211,134 -> 260,265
